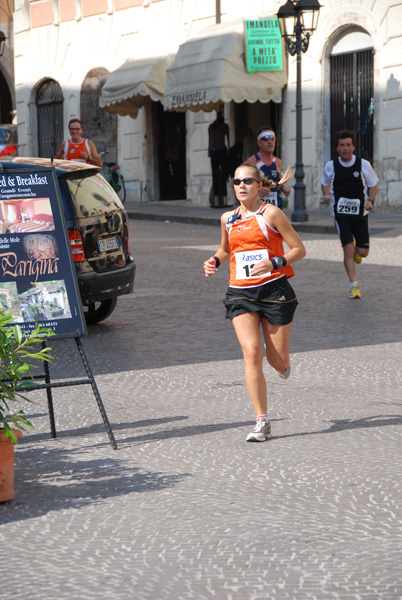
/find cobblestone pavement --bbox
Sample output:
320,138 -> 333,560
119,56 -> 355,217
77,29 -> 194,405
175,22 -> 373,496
1,217 -> 402,600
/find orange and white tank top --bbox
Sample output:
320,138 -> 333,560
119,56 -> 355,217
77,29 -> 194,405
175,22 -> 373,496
226,203 -> 294,289
64,138 -> 91,163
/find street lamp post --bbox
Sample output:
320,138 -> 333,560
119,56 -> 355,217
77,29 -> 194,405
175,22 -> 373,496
216,0 -> 221,24
277,0 -> 320,222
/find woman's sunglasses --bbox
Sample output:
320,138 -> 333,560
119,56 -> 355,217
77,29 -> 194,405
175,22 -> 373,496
233,177 -> 259,186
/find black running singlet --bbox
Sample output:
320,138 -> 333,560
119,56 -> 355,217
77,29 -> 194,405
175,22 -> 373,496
333,157 -> 365,218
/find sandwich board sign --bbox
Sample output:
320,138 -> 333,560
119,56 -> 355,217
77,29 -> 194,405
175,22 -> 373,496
0,165 -> 86,338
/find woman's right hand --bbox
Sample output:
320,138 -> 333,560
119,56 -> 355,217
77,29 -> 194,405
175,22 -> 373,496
203,256 -> 218,277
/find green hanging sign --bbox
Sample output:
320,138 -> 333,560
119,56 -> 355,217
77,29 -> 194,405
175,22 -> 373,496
244,18 -> 283,73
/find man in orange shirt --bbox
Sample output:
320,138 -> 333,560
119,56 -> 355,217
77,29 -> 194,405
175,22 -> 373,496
55,118 -> 103,167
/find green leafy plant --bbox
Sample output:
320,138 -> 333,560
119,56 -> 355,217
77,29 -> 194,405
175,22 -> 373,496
0,310 -> 54,443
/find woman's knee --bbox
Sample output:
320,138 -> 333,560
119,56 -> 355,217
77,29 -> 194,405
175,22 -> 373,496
242,343 -> 264,366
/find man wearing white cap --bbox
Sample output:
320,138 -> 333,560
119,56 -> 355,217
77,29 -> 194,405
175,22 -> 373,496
246,126 -> 291,210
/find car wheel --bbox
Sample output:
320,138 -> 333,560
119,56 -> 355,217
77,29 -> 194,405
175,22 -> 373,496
83,298 -> 118,325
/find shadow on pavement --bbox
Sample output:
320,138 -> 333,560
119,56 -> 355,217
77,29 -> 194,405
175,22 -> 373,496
20,415 -> 189,444
3,443 -> 192,524
18,416 -> 255,447
273,413 -> 402,441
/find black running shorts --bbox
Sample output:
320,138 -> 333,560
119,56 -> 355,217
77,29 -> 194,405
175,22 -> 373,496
334,215 -> 369,248
224,276 -> 298,325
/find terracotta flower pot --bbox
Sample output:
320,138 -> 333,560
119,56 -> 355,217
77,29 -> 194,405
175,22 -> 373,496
0,429 -> 23,503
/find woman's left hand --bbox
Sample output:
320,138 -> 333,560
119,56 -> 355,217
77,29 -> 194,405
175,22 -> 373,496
250,260 -> 272,276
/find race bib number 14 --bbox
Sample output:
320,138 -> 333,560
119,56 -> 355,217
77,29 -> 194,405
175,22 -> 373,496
234,249 -> 269,279
337,197 -> 360,214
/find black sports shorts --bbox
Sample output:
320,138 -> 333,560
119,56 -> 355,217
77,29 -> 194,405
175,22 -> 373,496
334,215 -> 369,248
224,276 -> 298,325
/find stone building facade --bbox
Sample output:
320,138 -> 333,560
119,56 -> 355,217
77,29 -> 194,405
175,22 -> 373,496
11,0 -> 402,211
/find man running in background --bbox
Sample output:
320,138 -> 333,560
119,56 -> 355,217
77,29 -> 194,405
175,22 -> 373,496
55,118 -> 103,167
245,125 -> 291,210
321,130 -> 378,299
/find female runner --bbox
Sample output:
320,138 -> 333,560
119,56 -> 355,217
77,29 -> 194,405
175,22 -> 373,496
203,163 -> 306,442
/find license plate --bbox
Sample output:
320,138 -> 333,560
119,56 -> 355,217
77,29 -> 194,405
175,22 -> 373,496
97,236 -> 120,252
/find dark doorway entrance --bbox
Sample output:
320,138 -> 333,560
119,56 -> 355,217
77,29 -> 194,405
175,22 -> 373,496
330,49 -> 374,162
233,100 -> 282,166
155,103 -> 186,200
36,79 -> 64,158
0,70 -> 12,123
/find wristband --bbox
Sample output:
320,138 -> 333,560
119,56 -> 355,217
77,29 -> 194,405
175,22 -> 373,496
213,256 -> 221,268
368,198 -> 374,204
271,256 -> 287,270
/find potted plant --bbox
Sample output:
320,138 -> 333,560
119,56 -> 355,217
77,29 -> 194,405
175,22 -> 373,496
0,310 -> 54,502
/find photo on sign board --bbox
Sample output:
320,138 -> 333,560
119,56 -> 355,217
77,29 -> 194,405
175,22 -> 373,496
0,282 -> 20,316
0,197 -> 55,234
17,280 -> 71,323
23,233 -> 58,261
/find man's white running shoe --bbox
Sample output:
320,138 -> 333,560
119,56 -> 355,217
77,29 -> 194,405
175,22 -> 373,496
246,418 -> 272,442
275,364 -> 291,379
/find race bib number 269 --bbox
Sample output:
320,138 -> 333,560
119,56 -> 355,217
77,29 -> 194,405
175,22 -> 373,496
234,249 -> 269,279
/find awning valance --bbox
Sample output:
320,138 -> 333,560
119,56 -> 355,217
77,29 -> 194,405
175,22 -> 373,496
99,55 -> 174,118
162,19 -> 288,112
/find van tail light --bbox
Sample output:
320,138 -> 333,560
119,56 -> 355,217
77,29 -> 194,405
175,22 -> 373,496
127,226 -> 131,251
68,229 -> 86,262
0,145 -> 17,156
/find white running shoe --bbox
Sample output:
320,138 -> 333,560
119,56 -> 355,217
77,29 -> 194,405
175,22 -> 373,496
246,418 -> 272,442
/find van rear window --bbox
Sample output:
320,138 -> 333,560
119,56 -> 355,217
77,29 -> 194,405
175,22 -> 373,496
67,173 -> 124,218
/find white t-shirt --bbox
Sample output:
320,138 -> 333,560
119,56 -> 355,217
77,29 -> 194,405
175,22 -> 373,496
321,155 -> 379,216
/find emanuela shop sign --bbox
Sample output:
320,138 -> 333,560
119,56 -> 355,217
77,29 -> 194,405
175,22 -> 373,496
244,18 -> 284,73
171,90 -> 207,108
0,166 -> 86,338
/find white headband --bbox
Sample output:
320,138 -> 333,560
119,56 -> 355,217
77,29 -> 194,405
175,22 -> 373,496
258,131 -> 276,140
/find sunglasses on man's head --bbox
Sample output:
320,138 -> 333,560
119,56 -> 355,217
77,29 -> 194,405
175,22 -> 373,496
233,177 -> 259,186
260,135 -> 276,141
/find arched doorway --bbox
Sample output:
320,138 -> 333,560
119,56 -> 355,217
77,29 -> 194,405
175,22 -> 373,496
36,79 -> 64,158
81,68 -> 117,162
0,70 -> 13,123
330,30 -> 374,162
